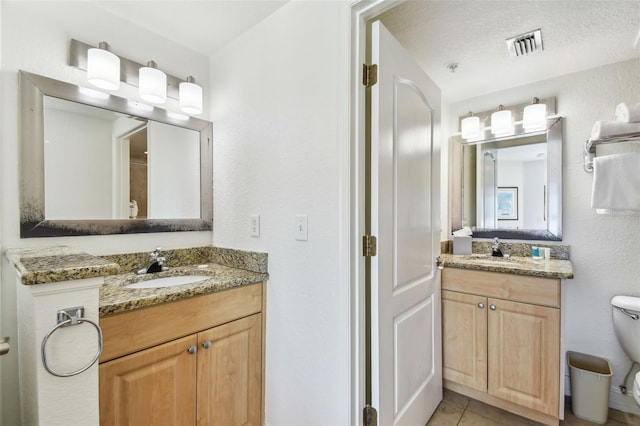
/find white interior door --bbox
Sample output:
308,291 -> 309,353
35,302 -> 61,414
370,20 -> 442,426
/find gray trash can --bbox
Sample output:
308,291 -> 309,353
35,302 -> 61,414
567,351 -> 613,424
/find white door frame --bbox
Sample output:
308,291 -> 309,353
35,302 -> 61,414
348,1 -> 406,425
112,123 -> 147,219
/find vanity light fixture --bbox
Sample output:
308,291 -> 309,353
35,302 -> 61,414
522,97 -> 547,131
491,105 -> 513,136
179,76 -> 203,115
456,97 -> 556,145
139,61 -> 167,104
86,42 -> 120,91
70,40 -> 204,114
461,112 -> 481,140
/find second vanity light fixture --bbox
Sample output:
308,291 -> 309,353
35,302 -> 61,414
74,39 -> 203,115
459,97 -> 556,142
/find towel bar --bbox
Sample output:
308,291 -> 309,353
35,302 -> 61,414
584,132 -> 640,172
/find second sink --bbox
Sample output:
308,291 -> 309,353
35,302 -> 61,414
125,275 -> 210,289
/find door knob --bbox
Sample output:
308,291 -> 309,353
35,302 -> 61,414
187,345 -> 197,355
478,303 -> 485,309
202,340 -> 212,349
489,304 -> 497,311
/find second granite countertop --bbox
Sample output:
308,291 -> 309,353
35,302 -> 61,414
100,263 -> 268,317
440,253 -> 573,279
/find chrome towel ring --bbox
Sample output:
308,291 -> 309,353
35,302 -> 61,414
41,306 -> 103,377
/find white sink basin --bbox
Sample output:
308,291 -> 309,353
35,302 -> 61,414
125,275 -> 210,289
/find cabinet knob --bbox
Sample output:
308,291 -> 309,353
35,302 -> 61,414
202,340 -> 212,349
478,303 -> 485,309
187,345 -> 197,355
489,304 -> 497,311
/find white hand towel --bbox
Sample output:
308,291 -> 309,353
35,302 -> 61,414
452,226 -> 473,237
615,102 -> 640,123
591,152 -> 640,213
591,120 -> 640,139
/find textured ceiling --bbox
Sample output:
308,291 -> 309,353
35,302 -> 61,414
379,1 -> 640,102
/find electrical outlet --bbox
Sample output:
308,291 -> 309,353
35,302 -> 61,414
250,215 -> 260,238
295,215 -> 308,241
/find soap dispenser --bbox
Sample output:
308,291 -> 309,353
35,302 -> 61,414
491,237 -> 504,257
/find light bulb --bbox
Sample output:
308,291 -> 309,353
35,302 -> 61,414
491,106 -> 513,136
139,61 -> 167,104
179,76 -> 203,115
87,42 -> 120,91
523,98 -> 547,131
461,114 -> 480,140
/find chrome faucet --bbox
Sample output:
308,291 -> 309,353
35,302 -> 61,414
136,247 -> 169,274
491,237 -> 504,257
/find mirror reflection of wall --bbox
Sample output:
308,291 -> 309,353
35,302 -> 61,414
492,143 -> 547,231
147,121 -> 201,219
44,96 -> 116,220
43,96 -> 201,221
462,137 -> 547,231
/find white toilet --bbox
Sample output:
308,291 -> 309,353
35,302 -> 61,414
611,295 -> 640,406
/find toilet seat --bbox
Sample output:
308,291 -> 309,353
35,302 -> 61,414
634,372 -> 640,406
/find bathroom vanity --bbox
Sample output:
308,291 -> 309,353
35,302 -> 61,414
5,245 -> 268,426
99,272 -> 266,426
440,252 -> 573,426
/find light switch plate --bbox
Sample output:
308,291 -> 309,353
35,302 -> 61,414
295,215 -> 308,241
250,215 -> 260,238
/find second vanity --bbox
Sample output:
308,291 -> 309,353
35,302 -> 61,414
5,245 -> 268,426
440,250 -> 573,426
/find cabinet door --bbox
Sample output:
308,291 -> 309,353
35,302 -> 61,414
197,314 -> 262,426
442,290 -> 487,391
487,298 -> 559,416
100,334 -> 198,426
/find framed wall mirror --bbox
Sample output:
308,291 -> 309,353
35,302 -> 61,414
450,117 -> 563,241
19,71 -> 213,237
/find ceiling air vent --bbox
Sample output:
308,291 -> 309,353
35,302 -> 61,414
506,29 -> 543,57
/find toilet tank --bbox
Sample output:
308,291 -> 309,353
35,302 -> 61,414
612,295 -> 640,362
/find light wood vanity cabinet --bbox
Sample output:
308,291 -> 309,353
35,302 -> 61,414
442,268 -> 561,425
99,282 -> 265,426
100,334 -> 198,425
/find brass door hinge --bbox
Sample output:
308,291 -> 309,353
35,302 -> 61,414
363,235 -> 377,257
362,64 -> 378,87
363,405 -> 378,426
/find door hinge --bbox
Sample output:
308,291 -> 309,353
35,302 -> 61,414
363,405 -> 378,426
362,64 -> 378,87
363,235 -> 377,257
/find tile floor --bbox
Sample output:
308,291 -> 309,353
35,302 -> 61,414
427,389 -> 640,426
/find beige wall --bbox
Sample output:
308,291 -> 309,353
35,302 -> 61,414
447,58 -> 640,414
210,1 -> 352,424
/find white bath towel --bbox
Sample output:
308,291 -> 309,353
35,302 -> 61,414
590,120 -> 640,139
615,102 -> 640,123
591,152 -> 640,214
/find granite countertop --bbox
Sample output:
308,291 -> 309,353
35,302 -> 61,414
100,264 -> 268,317
5,245 -> 269,317
440,253 -> 574,279
4,246 -> 120,285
